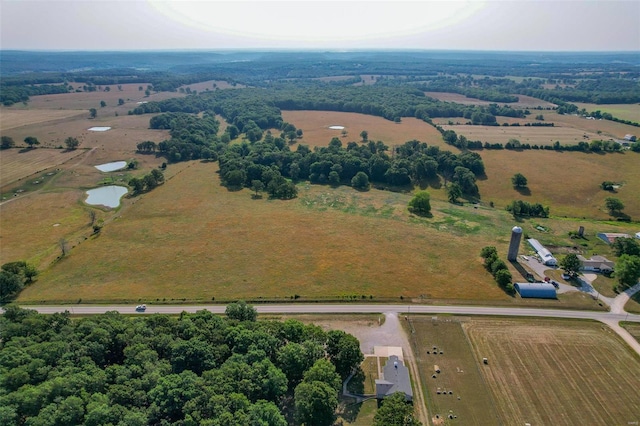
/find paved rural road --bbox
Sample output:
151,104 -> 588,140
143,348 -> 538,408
18,303 -> 640,323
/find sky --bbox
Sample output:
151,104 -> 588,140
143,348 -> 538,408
1,0 -> 639,51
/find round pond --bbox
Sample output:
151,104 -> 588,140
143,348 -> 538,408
85,185 -> 128,208
95,161 -> 127,172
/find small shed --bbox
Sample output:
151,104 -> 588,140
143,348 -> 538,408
514,283 -> 557,299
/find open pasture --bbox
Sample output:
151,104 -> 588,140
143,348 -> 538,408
23,82 -> 175,110
425,92 -> 556,108
282,110 -> 447,149
0,108 -> 86,131
574,102 -> 640,124
18,161 -> 512,304
1,112 -> 169,153
475,148 -> 640,219
550,111 -> 640,141
463,318 -> 640,426
439,123 -> 601,146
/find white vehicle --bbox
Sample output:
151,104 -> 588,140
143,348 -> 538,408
135,304 -> 147,312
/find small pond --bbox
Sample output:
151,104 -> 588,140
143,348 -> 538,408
328,125 -> 345,130
88,126 -> 112,132
85,185 -> 128,208
95,161 -> 127,172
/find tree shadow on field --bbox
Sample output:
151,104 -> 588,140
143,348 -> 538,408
514,186 -> 531,196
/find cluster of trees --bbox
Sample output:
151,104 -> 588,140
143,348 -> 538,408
611,237 -> 640,289
480,247 -> 513,293
149,112 -> 221,163
1,136 -> 16,150
218,134 -> 484,199
506,200 -> 550,218
0,303 -> 365,426
0,261 -> 37,303
605,197 -> 625,216
128,169 -> 165,194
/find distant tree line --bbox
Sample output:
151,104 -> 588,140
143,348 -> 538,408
0,303 -> 364,426
0,84 -> 70,106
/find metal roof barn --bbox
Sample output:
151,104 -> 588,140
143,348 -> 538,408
527,238 -> 558,266
514,283 -> 557,299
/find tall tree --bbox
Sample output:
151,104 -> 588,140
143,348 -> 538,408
447,182 -> 462,203
23,136 -> 40,148
89,108 -> 97,118
408,191 -> 431,216
294,381 -> 338,426
360,130 -> 368,142
560,253 -> 582,277
225,300 -> 258,322
373,392 -> 422,426
511,173 -> 528,188
605,197 -> 624,215
615,254 -> 640,289
64,137 -> 80,150
1,136 -> 15,149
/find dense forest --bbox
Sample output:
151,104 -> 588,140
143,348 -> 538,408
2,50 -> 639,106
0,303 -> 366,426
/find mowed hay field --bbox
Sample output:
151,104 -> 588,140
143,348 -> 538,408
0,148 -> 86,189
282,111 -> 447,149
408,317 -> 499,425
463,318 -> 640,426
19,161 -> 511,304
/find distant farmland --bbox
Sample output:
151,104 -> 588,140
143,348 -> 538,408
425,92 -> 557,108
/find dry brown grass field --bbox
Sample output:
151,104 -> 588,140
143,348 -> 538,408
439,124 -> 601,146
0,148 -> 86,188
550,111 -> 640,141
180,80 -> 246,92
474,148 -> 640,219
574,102 -> 640,123
17,161 -> 514,303
463,318 -> 640,426
425,92 -> 557,108
282,110 -> 447,149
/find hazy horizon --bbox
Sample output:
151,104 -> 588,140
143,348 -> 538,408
1,1 -> 639,52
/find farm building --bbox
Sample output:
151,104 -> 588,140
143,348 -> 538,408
624,134 -> 637,142
527,238 -> 558,266
375,355 -> 413,402
514,283 -> 557,299
577,255 -> 614,273
597,233 -> 631,244
636,232 -> 640,239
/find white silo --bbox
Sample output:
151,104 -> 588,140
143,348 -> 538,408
507,226 -> 523,261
